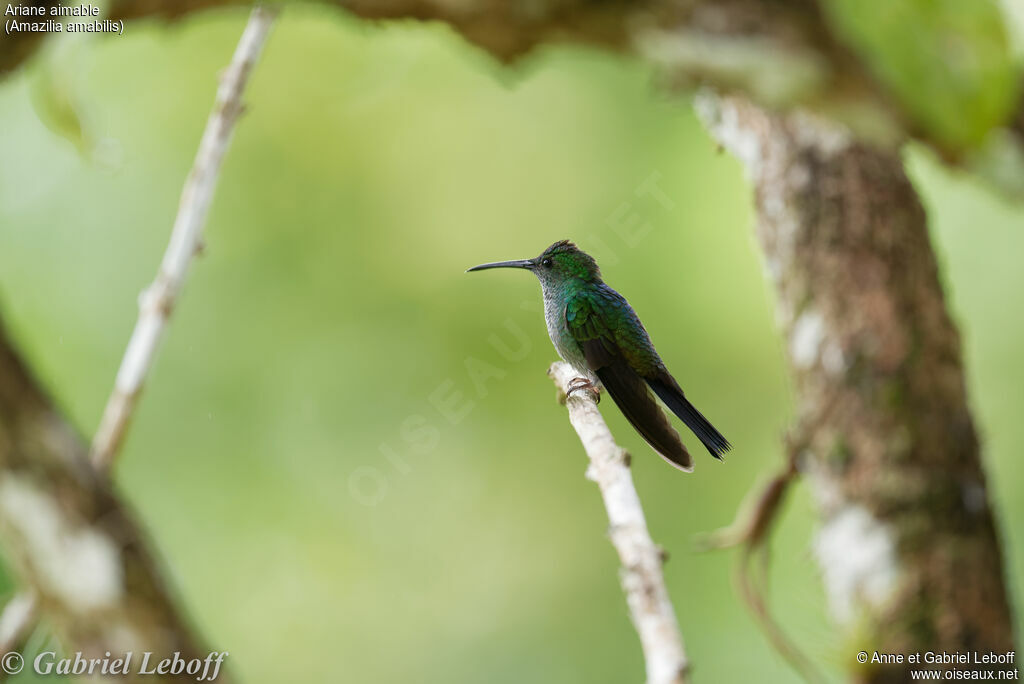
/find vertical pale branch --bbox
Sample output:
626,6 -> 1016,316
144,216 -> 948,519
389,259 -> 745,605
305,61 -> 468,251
548,361 -> 689,684
0,6 -> 278,666
91,4 -> 277,470
0,593 -> 35,655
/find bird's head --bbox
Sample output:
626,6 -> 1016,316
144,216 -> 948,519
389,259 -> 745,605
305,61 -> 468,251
466,240 -> 601,288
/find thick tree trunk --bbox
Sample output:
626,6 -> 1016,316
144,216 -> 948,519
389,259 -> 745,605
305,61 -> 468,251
698,94 -> 1015,682
0,318 -> 214,679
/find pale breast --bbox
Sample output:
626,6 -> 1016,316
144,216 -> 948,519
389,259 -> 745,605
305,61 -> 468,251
542,286 -> 593,379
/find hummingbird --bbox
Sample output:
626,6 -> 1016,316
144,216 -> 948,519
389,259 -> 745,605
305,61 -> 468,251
467,240 -> 730,471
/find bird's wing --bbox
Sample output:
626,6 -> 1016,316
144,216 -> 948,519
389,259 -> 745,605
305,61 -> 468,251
565,289 -> 693,471
568,287 -> 731,460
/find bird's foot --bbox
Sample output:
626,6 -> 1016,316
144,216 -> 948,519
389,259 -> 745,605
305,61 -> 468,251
567,377 -> 601,404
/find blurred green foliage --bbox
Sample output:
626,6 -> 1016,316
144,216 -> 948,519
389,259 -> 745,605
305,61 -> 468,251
0,7 -> 1021,683
823,0 -> 1020,150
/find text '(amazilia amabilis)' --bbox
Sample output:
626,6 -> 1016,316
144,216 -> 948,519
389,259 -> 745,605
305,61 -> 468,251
468,240 -> 730,471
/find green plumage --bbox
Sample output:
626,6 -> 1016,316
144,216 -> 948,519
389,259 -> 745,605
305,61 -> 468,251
468,240 -> 731,471
566,287 -> 663,377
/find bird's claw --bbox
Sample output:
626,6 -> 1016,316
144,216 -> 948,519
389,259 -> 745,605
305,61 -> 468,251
566,377 -> 600,404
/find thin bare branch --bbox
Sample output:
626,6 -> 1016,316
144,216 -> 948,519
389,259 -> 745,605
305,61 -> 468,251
90,4 -> 278,470
0,6 -> 277,663
548,361 -> 689,684
0,592 -> 35,655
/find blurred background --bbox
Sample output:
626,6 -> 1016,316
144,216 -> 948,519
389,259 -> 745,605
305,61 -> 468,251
0,6 -> 1021,682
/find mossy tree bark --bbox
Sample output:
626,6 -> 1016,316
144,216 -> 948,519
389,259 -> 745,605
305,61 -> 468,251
0,318 -> 214,679
698,94 -> 1014,682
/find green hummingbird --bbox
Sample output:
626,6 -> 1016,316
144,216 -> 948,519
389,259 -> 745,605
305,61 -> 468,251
467,240 -> 730,471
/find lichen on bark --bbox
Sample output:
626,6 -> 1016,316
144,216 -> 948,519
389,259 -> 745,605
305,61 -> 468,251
0,317 -> 212,678
698,93 -> 1014,681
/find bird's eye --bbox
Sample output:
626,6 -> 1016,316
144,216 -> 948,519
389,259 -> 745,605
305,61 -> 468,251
541,258 -> 552,268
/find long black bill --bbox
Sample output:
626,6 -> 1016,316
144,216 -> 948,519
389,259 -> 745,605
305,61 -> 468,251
466,259 -> 533,272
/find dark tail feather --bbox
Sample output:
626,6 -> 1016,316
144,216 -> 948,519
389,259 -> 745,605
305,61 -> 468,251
596,363 -> 693,472
647,376 -> 731,459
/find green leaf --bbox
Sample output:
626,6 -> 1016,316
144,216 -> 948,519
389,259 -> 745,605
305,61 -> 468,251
823,0 -> 1021,151
28,33 -> 93,154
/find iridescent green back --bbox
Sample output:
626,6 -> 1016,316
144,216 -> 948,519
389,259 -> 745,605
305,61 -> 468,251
565,284 -> 664,376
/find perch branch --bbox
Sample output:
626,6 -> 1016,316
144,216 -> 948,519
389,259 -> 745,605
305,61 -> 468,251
90,4 -> 277,470
548,361 -> 689,684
